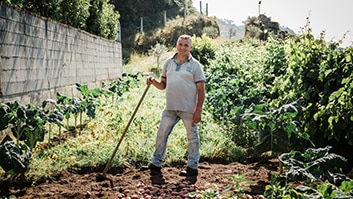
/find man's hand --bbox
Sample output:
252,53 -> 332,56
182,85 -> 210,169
146,76 -> 155,85
193,109 -> 202,123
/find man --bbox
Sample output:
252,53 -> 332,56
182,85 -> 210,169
141,34 -> 206,176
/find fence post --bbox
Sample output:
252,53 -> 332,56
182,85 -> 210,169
184,0 -> 187,17
199,1 -> 202,15
0,56 -> 2,97
116,23 -> 121,42
206,3 -> 208,16
140,17 -> 143,33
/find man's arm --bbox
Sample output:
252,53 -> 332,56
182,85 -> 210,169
193,81 -> 205,123
147,76 -> 167,90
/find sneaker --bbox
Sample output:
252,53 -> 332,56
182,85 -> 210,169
179,167 -> 198,176
139,163 -> 161,171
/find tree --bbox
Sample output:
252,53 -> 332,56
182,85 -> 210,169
4,0 -> 119,40
85,0 -> 120,39
148,42 -> 168,76
202,26 -> 219,39
59,0 -> 90,29
228,28 -> 237,39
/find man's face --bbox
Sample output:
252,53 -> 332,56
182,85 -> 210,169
176,38 -> 192,56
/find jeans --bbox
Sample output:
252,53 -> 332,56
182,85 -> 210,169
151,110 -> 200,169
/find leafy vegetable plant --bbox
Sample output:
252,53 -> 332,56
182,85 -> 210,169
268,146 -> 353,199
0,101 -> 47,151
240,100 -> 312,155
279,146 -> 349,184
0,135 -> 32,174
223,173 -> 255,197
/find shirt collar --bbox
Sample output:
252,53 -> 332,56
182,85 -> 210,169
172,53 -> 192,62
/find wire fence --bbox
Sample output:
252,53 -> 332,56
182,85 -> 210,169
138,6 -> 185,32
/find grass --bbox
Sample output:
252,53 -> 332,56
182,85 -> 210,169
1,52 -> 248,181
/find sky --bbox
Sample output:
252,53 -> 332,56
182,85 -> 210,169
192,0 -> 353,48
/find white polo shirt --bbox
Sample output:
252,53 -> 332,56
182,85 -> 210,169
162,54 -> 206,113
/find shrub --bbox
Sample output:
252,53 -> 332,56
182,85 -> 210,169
191,34 -> 217,67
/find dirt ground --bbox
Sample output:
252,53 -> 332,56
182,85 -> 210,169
0,157 -> 279,199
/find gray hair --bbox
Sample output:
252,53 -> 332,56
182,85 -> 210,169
178,34 -> 193,46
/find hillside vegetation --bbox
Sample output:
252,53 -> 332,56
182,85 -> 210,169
2,1 -> 353,198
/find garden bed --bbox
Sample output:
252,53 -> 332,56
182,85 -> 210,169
0,157 -> 278,198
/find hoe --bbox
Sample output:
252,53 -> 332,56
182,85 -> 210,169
96,83 -> 151,185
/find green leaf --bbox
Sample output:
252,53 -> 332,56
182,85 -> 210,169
279,146 -> 347,183
324,69 -> 333,78
340,180 -> 353,193
328,116 -> 338,129
0,137 -> 31,173
296,185 -> 323,199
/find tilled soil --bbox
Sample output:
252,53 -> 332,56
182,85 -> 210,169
0,157 -> 279,199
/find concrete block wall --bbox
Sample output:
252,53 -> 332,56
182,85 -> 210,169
0,4 -> 123,105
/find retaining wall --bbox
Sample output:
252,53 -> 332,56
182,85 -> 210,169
0,3 -> 123,105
